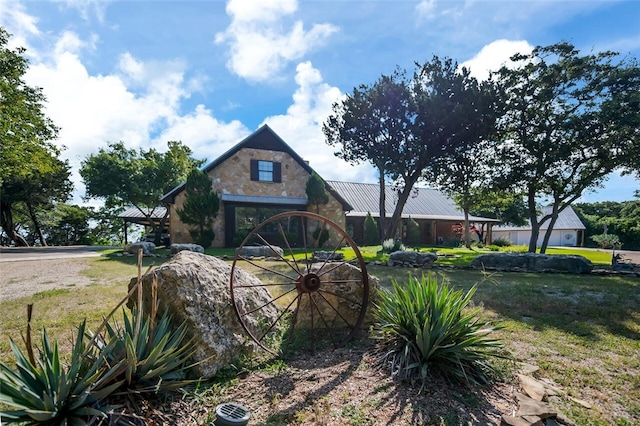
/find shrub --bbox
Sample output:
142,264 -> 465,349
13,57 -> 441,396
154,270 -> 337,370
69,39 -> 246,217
404,217 -> 421,246
92,306 -> 197,393
364,212 -> 379,246
0,321 -> 123,424
488,245 -> 500,251
591,233 -> 622,249
372,274 -> 505,385
491,237 -> 512,247
312,226 -> 330,247
381,238 -> 404,253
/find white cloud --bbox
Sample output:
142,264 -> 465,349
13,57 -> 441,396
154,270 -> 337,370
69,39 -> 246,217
215,0 -> 338,82
263,61 -> 377,184
416,0 -> 437,20
460,39 -> 534,80
0,0 -> 41,54
22,29 -> 250,204
52,0 -> 111,23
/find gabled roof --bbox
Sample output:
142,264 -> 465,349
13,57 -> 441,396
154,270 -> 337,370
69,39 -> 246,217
493,206 -> 586,231
161,124 -> 352,210
327,181 -> 498,222
118,206 -> 167,226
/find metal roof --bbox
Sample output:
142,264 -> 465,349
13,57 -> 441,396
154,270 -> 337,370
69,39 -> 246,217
118,206 -> 168,226
327,181 -> 498,222
493,206 -> 586,231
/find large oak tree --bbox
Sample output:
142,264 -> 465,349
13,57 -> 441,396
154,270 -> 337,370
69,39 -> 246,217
80,141 -> 203,245
493,42 -> 640,253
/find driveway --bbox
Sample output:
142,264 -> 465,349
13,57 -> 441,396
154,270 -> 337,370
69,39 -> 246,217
0,245 -> 120,262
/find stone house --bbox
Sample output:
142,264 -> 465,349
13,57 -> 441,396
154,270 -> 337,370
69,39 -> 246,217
161,125 -> 351,248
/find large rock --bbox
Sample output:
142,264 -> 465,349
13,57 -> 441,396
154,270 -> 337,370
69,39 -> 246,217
127,251 -> 278,378
471,253 -> 593,274
296,262 -> 380,329
237,245 -> 284,258
388,250 -> 438,268
170,243 -> 204,254
311,251 -> 345,262
125,241 -> 156,256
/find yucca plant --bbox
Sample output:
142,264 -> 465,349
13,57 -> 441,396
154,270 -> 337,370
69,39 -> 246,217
92,306 -> 198,393
0,321 -> 124,424
373,274 -> 506,385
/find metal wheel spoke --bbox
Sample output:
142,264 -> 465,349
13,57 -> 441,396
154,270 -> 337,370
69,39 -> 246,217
316,258 -> 358,278
277,222 -> 302,275
234,281 -> 298,288
258,295 -> 300,344
316,291 -> 355,329
240,287 -> 298,317
309,293 -> 338,348
254,230 -> 301,275
282,294 -> 303,356
236,255 -> 299,282
317,289 -> 363,307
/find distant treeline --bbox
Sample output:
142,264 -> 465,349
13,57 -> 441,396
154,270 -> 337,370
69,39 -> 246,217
573,199 -> 640,251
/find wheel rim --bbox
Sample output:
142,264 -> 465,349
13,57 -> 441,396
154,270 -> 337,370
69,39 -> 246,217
230,211 -> 369,355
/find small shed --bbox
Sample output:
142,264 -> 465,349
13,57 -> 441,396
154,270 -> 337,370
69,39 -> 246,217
117,206 -> 168,244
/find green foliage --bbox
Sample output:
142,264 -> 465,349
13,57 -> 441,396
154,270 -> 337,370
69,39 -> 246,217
312,226 -> 330,248
491,237 -> 512,247
177,169 -> 219,248
305,172 -> 329,213
0,29 -> 72,246
372,274 -> 505,385
363,212 -> 379,246
404,217 -> 421,246
381,238 -> 404,253
80,140 -> 202,243
494,42 -> 640,253
93,307 -> 197,392
0,321 -> 123,424
591,233 -> 622,249
573,201 -> 640,250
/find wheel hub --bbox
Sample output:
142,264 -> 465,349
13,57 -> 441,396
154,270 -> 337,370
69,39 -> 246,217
296,272 -> 321,293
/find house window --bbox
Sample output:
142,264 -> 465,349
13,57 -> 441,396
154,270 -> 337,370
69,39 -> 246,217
250,159 -> 281,182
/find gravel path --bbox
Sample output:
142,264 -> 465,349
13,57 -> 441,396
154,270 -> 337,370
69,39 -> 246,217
0,258 -> 94,301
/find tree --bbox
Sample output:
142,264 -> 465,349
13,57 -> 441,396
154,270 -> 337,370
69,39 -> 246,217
324,69 -> 412,240
423,59 -> 501,249
80,141 -> 203,246
176,169 -> 219,248
0,28 -> 72,246
363,212 -> 379,246
305,172 -> 329,214
325,59 -> 463,241
493,42 -> 640,253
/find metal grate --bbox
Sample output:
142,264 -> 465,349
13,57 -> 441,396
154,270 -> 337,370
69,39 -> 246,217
214,402 -> 251,426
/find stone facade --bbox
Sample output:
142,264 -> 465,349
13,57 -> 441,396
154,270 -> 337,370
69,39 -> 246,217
169,147 -> 346,248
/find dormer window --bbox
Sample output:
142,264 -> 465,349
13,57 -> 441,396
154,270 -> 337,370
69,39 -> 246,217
250,159 -> 281,182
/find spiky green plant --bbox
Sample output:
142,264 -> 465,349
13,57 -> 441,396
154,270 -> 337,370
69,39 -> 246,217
93,307 -> 198,392
373,274 -> 506,385
0,321 -> 123,424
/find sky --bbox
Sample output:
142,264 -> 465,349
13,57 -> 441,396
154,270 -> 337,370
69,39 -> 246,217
1,0 -> 639,205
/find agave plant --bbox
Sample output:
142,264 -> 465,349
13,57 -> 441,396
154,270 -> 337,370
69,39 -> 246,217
373,274 -> 506,385
0,321 -> 123,424
92,306 -> 198,393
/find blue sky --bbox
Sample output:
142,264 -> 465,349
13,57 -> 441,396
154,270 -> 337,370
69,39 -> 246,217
1,0 -> 639,204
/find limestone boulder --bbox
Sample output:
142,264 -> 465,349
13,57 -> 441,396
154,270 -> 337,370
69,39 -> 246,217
170,243 -> 204,254
127,251 -> 278,378
388,250 -> 438,268
471,253 -> 593,274
311,251 -> 345,262
237,245 -> 284,258
125,241 -> 156,256
296,262 -> 380,330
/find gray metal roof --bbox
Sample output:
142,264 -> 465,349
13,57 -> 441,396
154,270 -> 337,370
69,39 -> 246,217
327,181 -> 497,222
493,205 -> 586,231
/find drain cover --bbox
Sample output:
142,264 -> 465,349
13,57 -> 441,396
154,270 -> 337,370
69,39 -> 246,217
214,402 -> 251,426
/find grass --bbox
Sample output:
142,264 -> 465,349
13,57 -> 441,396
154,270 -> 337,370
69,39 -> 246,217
1,247 -> 637,425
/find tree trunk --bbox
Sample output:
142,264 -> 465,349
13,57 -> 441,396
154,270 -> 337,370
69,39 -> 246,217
463,207 -> 472,249
26,202 -> 47,246
526,190 -> 539,253
377,169 -> 386,243
386,174 -> 420,240
540,202 -> 563,253
0,200 -> 29,246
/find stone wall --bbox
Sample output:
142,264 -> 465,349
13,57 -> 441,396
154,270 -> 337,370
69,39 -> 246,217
170,147 -> 348,247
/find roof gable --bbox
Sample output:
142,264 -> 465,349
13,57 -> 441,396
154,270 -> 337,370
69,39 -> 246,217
161,125 -> 352,210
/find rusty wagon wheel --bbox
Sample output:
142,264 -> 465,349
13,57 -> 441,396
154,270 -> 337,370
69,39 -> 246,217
230,211 -> 369,355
